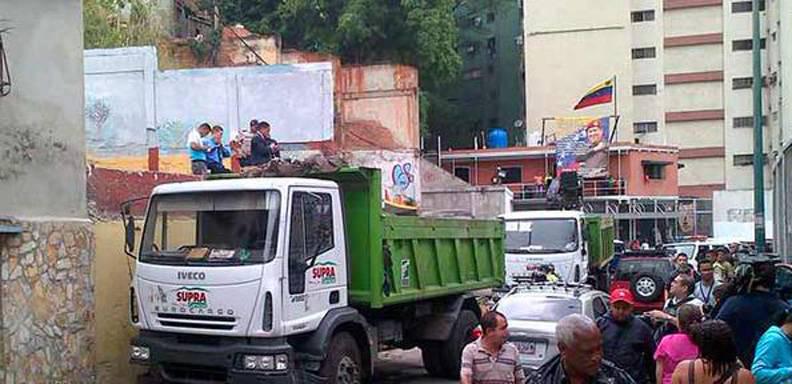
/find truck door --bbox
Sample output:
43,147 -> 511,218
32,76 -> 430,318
281,188 -> 347,334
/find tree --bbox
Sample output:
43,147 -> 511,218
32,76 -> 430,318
214,0 -> 463,136
84,0 -> 165,49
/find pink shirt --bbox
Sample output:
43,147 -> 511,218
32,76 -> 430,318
654,333 -> 700,384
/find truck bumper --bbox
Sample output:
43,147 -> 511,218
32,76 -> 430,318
132,330 -> 312,384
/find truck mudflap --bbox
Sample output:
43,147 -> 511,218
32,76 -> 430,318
132,330 -> 301,384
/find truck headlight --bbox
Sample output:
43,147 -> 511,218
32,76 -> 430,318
242,354 -> 288,371
130,346 -> 150,361
275,354 -> 288,370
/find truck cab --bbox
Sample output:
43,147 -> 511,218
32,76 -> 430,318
501,211 -> 586,284
126,168 -> 504,383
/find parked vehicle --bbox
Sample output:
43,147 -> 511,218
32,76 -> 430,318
608,251 -> 676,312
501,211 -> 614,285
662,239 -> 734,271
123,167 -> 505,383
493,283 -> 610,370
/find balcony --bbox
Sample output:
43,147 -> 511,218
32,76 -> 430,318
509,178 -> 627,201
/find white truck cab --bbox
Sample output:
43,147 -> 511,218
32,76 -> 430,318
125,168 -> 501,384
501,210 -> 587,284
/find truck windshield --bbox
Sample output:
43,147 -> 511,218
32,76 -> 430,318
139,190 -> 281,266
505,219 -> 578,253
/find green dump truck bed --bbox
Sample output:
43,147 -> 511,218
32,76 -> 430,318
318,168 -> 505,309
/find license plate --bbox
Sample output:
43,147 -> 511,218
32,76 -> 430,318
514,341 -> 545,358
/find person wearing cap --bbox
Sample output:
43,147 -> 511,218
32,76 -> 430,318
578,119 -> 609,178
596,288 -> 656,383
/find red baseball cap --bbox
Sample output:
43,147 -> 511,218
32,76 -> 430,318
610,288 -> 635,306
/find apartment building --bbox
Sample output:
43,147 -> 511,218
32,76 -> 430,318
522,0 -> 781,204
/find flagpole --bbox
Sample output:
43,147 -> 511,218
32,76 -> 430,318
611,74 -> 619,143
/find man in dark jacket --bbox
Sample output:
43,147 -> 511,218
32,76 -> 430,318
715,256 -> 789,368
596,289 -> 655,383
245,121 -> 280,166
526,314 -> 636,384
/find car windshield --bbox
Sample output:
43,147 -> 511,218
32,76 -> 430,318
497,296 -> 581,322
505,219 -> 578,253
139,190 -> 281,266
664,244 -> 695,257
615,259 -> 675,281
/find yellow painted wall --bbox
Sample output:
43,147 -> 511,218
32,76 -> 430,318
94,221 -> 143,384
87,154 -> 196,175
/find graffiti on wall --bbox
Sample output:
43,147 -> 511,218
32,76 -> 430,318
388,162 -> 416,208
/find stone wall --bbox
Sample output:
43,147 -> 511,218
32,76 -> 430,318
0,219 -> 95,383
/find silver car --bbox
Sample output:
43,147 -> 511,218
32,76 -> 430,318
493,283 -> 610,370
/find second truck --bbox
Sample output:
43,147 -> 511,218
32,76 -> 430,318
124,167 -> 505,383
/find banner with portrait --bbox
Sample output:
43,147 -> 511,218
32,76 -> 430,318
554,116 -> 610,178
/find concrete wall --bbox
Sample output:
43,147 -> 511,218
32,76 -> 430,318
421,160 -> 513,219
84,47 -> 334,156
713,189 -> 774,241
523,0 -> 634,142
0,0 -> 87,218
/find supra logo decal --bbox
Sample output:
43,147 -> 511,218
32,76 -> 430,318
310,261 -> 337,285
175,287 -> 208,309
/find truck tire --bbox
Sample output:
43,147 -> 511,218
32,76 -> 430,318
320,332 -> 363,384
439,310 -> 478,379
420,341 -> 445,377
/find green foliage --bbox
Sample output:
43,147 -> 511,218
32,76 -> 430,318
216,0 -> 464,138
83,0 -> 165,49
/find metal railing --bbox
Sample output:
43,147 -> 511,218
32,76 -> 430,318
509,178 -> 627,200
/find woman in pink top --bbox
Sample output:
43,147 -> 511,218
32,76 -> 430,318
654,304 -> 703,384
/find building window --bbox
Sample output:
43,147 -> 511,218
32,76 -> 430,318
631,10 -> 655,22
487,37 -> 497,57
470,15 -> 483,27
643,163 -> 666,180
733,154 -> 767,166
634,121 -> 659,134
499,166 -> 522,184
733,116 -> 766,128
454,167 -> 471,182
486,12 -> 495,23
464,42 -> 478,55
732,0 -> 765,13
632,47 -> 656,59
633,84 -> 657,95
463,68 -> 483,80
732,76 -> 767,89
733,38 -> 766,51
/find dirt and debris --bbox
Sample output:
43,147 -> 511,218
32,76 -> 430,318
239,154 -> 350,178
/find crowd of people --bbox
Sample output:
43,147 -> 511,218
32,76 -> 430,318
186,119 -> 280,176
462,247 -> 792,384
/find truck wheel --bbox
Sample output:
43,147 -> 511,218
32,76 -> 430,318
320,332 -> 362,384
420,341 -> 444,377
440,310 -> 478,379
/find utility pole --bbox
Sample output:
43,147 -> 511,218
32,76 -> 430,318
752,0 -> 766,252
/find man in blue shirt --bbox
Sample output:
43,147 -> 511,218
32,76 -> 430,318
752,308 -> 792,384
187,123 -> 211,175
203,125 -> 231,174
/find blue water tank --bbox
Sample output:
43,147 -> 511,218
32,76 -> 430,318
487,127 -> 508,148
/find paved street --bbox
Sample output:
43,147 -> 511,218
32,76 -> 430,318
372,348 -> 456,384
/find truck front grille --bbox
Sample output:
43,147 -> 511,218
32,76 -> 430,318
157,313 -> 237,331
161,363 -> 227,383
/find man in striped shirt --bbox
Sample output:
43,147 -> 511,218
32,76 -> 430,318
461,311 -> 525,384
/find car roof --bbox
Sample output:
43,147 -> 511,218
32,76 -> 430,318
504,283 -> 606,299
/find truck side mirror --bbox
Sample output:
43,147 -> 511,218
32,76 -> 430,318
121,203 -> 138,259
125,214 -> 135,253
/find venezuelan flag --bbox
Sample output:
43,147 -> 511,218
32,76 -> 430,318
573,78 -> 614,110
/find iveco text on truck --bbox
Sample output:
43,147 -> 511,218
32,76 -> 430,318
124,167 -> 505,383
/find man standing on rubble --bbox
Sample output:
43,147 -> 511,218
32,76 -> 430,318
246,121 -> 280,166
